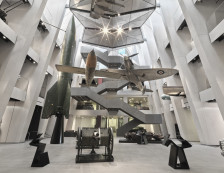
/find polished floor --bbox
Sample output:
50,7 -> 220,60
0,137 -> 223,173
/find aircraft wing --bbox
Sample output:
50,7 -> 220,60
133,68 -> 178,81
56,65 -> 86,74
163,86 -> 185,96
56,65 -> 123,79
132,87 -> 153,92
95,70 -> 122,79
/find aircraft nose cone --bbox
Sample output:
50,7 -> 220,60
172,69 -> 179,75
90,49 -> 95,56
124,56 -> 129,60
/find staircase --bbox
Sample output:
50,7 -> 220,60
81,47 -> 123,69
71,84 -> 162,136
91,80 -> 130,94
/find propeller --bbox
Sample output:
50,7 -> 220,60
128,53 -> 139,58
124,53 -> 138,61
120,53 -> 138,68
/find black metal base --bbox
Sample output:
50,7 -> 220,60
31,143 -> 50,167
76,145 -> 100,149
50,114 -> 64,144
168,145 -> 190,169
76,154 -> 114,163
119,139 -> 162,144
147,140 -> 162,144
119,139 -> 136,143
64,130 -> 77,137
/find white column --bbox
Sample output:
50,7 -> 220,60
0,0 -> 67,143
178,0 -> 224,120
159,0 -> 224,144
0,0 -> 48,122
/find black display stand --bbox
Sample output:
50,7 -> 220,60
119,139 -> 136,143
30,134 -> 50,167
64,130 -> 77,137
162,134 -> 192,169
76,154 -> 114,163
50,113 -> 64,144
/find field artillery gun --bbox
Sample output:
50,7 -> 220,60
76,127 -> 114,163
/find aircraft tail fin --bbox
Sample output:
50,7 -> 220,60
142,85 -> 146,95
42,82 -> 71,119
42,82 -> 58,119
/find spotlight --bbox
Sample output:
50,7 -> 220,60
38,20 -> 48,32
45,72 -> 48,75
118,13 -> 120,16
55,44 -> 60,48
129,27 -> 132,31
33,61 -> 36,64
3,35 -> 7,40
23,0 -> 29,3
103,27 -> 109,34
117,27 -> 123,34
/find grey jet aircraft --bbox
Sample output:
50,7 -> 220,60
90,0 -> 125,19
73,0 -> 124,19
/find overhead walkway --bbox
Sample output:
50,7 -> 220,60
71,82 -> 162,136
81,46 -> 123,68
91,80 -> 130,94
81,46 -> 153,70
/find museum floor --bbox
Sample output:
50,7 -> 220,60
0,137 -> 223,173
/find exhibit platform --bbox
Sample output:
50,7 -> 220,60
119,138 -> 162,144
76,154 -> 114,163
0,137 -> 223,173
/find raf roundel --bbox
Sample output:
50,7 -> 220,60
157,70 -> 165,75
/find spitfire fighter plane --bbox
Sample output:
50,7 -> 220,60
56,51 -> 178,94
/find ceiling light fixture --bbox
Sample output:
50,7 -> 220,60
117,27 -> 123,35
103,27 -> 109,34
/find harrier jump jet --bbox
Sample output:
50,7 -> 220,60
56,52 -> 178,94
90,0 -> 125,19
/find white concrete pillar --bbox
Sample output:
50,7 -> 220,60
0,0 -> 67,143
178,0 -> 224,121
0,0 -> 48,122
45,116 -> 56,137
160,0 -> 224,144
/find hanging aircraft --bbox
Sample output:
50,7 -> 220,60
72,0 -> 125,19
55,52 -> 178,94
90,0 -> 125,19
162,83 -> 185,97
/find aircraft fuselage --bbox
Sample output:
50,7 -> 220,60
85,50 -> 97,86
124,59 -> 145,94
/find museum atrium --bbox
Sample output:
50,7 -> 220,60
0,0 -> 224,172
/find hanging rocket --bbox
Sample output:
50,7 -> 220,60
41,17 -> 76,144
